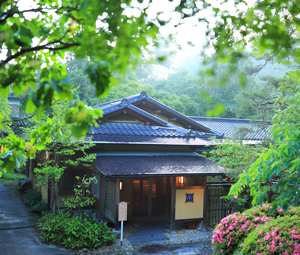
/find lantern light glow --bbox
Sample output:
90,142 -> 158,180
179,176 -> 184,184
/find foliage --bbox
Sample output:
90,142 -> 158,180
199,0 -> 300,82
62,175 -> 97,215
0,97 -> 12,135
240,214 -> 300,254
212,204 -> 273,255
212,204 -> 300,255
0,171 -> 25,185
23,101 -> 96,214
229,79 -> 300,210
37,211 -> 115,249
206,140 -> 265,210
0,0 -> 173,175
207,140 -> 266,180
24,188 -> 46,213
232,76 -> 281,120
24,189 -> 42,207
30,200 -> 46,213
65,55 -> 280,119
1,172 -> 26,181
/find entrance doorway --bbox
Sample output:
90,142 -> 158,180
133,177 -> 168,218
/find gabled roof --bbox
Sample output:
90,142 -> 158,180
190,116 -> 272,140
93,91 -> 220,135
97,102 -> 170,127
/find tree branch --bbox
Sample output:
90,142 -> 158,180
0,41 -> 80,67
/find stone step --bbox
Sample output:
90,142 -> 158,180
0,219 -> 21,224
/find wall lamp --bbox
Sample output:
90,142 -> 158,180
179,176 -> 184,184
120,181 -> 123,191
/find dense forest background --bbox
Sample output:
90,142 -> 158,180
65,52 -> 295,121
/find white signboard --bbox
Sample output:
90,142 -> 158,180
118,201 -> 128,221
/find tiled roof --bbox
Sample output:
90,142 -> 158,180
93,91 -> 217,134
93,122 -> 196,137
88,122 -> 217,145
90,121 -> 218,139
190,117 -> 272,140
94,152 -> 226,177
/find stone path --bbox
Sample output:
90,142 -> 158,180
0,183 -> 72,255
126,222 -> 169,243
134,241 -> 213,255
0,184 -> 39,229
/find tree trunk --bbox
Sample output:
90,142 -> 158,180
267,182 -> 273,203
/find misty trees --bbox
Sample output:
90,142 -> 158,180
233,76 -> 281,120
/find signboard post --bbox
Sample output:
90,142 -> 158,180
117,201 -> 128,246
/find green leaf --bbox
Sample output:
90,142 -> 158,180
26,98 -> 37,114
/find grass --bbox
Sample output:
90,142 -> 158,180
0,172 -> 26,186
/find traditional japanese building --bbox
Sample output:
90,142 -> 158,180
27,91 -> 274,230
88,91 -> 226,231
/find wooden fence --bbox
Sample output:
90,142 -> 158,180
207,184 -> 236,226
59,169 -> 87,195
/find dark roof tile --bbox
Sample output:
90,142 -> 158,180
94,152 -> 225,177
190,117 -> 272,140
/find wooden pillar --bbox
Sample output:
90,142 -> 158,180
171,176 -> 176,232
203,176 -> 207,230
115,178 -> 120,231
98,173 -> 101,220
148,178 -> 152,218
130,178 -> 133,221
166,177 -> 170,218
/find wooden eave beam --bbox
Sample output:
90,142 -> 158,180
102,108 -> 164,126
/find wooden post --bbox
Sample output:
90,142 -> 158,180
98,174 -> 102,220
166,177 -> 170,218
115,178 -> 120,231
130,178 -> 133,221
148,178 -> 152,218
203,176 -> 207,231
171,176 -> 176,232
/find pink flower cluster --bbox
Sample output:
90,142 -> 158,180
212,204 -> 300,255
241,214 -> 300,254
212,209 -> 271,253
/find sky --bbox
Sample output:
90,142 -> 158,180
17,0 -> 255,48
11,0 -> 256,67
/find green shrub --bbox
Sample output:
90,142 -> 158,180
37,211 -> 116,249
24,189 -> 42,207
241,215 -> 300,254
212,204 -> 300,254
1,173 -> 26,180
30,200 -> 46,213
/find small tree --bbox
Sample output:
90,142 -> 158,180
23,101 -> 96,214
62,175 -> 97,215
